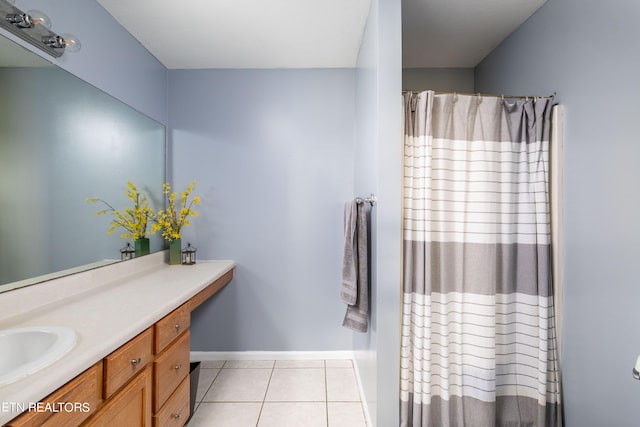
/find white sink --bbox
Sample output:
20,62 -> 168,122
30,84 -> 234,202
0,326 -> 77,386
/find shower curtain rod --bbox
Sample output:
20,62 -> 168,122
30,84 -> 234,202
402,90 -> 556,100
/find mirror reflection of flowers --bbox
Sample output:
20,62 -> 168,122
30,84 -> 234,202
153,181 -> 201,241
86,181 -> 155,241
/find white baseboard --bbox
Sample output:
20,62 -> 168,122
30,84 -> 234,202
190,350 -> 356,361
352,358 -> 374,427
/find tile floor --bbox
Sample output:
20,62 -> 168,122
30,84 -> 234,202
186,359 -> 367,427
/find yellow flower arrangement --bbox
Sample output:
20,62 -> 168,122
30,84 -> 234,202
86,181 -> 155,241
153,181 -> 201,241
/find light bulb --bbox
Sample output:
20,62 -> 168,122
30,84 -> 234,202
26,10 -> 51,29
60,33 -> 81,53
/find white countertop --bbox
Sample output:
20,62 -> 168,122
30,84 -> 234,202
0,253 -> 235,424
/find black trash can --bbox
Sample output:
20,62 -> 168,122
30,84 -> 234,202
187,362 -> 201,423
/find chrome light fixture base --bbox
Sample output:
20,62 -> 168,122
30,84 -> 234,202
0,0 -> 68,57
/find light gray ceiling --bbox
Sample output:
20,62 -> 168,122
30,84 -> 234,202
97,0 -> 547,69
403,0 -> 547,68
97,0 -> 371,69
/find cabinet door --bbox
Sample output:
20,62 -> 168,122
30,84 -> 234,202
83,367 -> 152,427
6,362 -> 102,427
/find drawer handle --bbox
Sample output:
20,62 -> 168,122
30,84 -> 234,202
131,357 -> 142,366
171,413 -> 181,420
175,364 -> 182,371
175,323 -> 181,332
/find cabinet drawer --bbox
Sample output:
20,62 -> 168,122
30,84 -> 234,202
153,375 -> 189,427
7,362 -> 102,427
103,328 -> 153,399
153,330 -> 190,411
154,303 -> 190,354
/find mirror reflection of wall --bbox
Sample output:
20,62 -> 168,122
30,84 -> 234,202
0,37 -> 165,291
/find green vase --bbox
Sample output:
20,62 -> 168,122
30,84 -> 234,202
134,238 -> 150,257
169,238 -> 182,265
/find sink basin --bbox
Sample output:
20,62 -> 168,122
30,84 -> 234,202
0,326 -> 76,386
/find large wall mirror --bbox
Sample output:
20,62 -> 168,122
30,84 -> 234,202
0,35 -> 166,293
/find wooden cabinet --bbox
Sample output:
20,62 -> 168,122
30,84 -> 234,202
153,330 -> 190,412
5,268 -> 234,427
83,310 -> 188,426
83,367 -> 152,427
6,362 -> 102,427
154,303 -> 190,354
103,327 -> 153,399
153,376 -> 189,427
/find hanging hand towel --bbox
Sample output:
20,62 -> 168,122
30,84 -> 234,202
341,200 -> 358,305
342,201 -> 369,332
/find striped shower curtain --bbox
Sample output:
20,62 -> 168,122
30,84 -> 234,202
400,91 -> 562,427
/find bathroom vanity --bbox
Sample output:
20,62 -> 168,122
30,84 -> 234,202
0,253 -> 235,426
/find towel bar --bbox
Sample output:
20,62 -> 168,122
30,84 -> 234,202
355,194 -> 376,206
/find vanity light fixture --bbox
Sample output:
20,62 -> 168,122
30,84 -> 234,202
6,9 -> 51,29
0,0 -> 80,57
42,33 -> 81,53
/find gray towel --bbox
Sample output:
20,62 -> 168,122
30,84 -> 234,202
341,200 -> 358,305
341,200 -> 369,332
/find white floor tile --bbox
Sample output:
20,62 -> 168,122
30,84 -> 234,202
258,402 -> 327,427
224,359 -> 275,369
326,368 -> 361,401
191,358 -> 367,426
195,368 -> 220,402
187,402 -> 261,427
327,402 -> 367,427
275,359 -> 325,368
265,368 -> 326,401
203,368 -> 272,402
325,359 -> 353,368
197,360 -> 225,369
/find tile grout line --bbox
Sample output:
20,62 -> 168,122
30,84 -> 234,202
191,365 -> 224,420
255,360 -> 275,427
324,360 -> 329,427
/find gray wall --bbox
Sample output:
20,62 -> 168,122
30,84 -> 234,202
0,0 -> 167,124
475,1 -> 640,426
402,67 -> 474,92
169,69 -> 358,352
353,0 -> 402,425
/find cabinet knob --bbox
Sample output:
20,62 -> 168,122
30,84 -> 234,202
175,364 -> 182,370
131,357 -> 142,366
172,413 -> 182,420
175,323 -> 181,332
